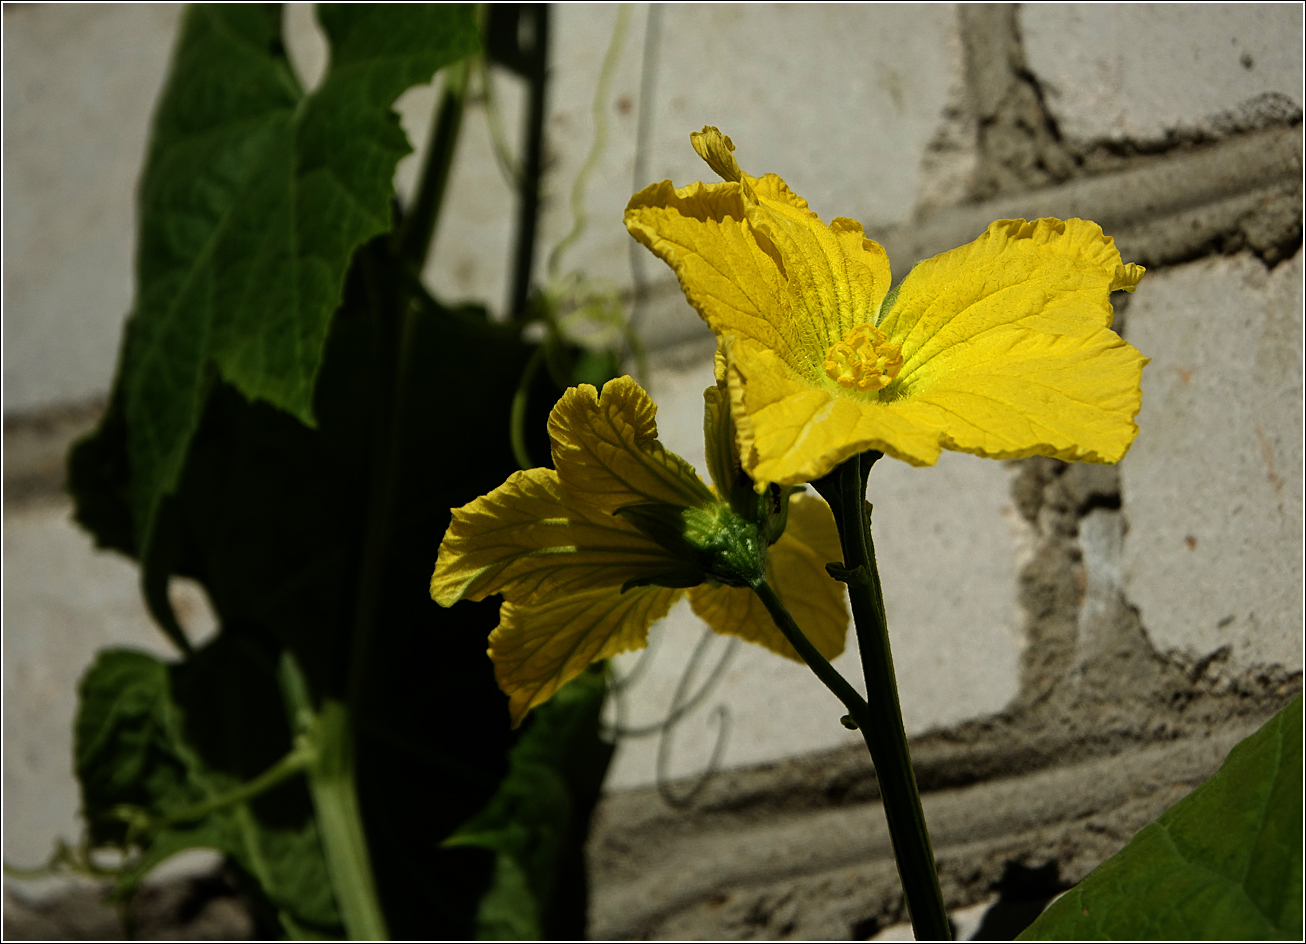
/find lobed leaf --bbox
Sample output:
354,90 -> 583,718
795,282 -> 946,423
81,4 -> 478,554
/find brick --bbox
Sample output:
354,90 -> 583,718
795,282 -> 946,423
1022,4 -> 1304,143
1121,250 -> 1303,672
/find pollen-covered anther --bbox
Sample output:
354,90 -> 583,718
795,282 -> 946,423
823,324 -> 904,392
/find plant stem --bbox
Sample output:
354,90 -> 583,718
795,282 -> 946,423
509,345 -> 546,469
306,700 -> 389,941
398,56 -> 470,270
157,747 -> 313,829
279,653 -> 389,941
813,452 -> 950,940
750,578 -> 872,732
507,4 -> 548,319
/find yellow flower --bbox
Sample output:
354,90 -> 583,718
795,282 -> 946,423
625,127 -> 1149,489
431,375 -> 848,726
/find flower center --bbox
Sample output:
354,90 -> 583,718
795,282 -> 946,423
823,324 -> 904,392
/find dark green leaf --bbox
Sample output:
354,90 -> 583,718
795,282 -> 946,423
444,665 -> 615,939
74,643 -> 340,932
1020,696 -> 1303,940
157,251 -> 567,936
474,852 -> 543,941
83,3 -> 478,552
76,650 -> 199,830
69,3 -> 614,930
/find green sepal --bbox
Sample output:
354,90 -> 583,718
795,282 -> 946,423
615,502 -> 766,588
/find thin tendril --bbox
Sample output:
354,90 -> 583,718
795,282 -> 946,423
546,4 -> 631,280
475,54 -> 523,189
509,346 -> 546,470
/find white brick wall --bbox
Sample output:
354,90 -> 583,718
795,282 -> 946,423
1122,250 -> 1304,671
1022,3 -> 1304,142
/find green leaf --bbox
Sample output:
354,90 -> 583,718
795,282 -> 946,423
91,3 -> 478,553
474,852 -> 543,941
66,3 -> 619,937
121,242 -> 564,935
75,650 -> 199,827
1020,696 -> 1303,940
74,642 -> 341,933
444,665 -> 615,939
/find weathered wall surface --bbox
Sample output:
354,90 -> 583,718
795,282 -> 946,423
4,3 -> 1302,939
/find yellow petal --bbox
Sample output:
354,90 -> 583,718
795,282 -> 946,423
431,467 -> 683,606
491,585 -> 682,726
886,321 -> 1149,463
625,132 -> 891,380
701,382 -> 739,497
881,218 -> 1139,384
625,178 -> 794,357
721,218 -> 1149,484
548,376 -> 715,512
1112,262 -> 1145,292
723,333 -> 943,486
689,493 -> 848,662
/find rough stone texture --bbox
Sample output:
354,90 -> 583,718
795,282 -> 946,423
367,4 -> 962,334
955,4 -> 1075,198
587,444 -> 1300,938
2,403 -> 102,504
1121,250 -> 1304,672
887,125 -> 1304,280
541,3 -> 959,265
541,3 -> 962,348
1022,4 -> 1304,145
589,721 -> 1263,940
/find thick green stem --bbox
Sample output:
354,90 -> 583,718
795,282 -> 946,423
306,700 -> 388,941
280,654 -> 389,941
750,578 -> 872,731
813,453 -> 950,940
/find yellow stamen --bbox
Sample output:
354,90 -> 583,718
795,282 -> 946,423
823,324 -> 904,392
